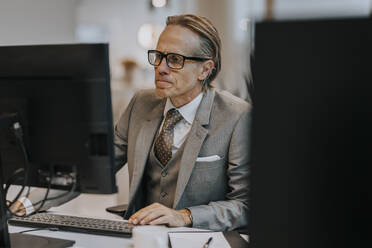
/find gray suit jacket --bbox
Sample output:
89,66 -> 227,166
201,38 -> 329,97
114,88 -> 251,231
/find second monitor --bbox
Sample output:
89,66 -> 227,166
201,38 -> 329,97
0,43 -> 117,194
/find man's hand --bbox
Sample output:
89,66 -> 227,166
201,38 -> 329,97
128,202 -> 192,227
7,200 -> 26,216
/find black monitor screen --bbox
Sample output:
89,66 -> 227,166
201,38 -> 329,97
250,18 -> 372,247
0,43 -> 117,194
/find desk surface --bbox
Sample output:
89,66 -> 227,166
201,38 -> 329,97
9,225 -> 133,248
9,213 -> 248,248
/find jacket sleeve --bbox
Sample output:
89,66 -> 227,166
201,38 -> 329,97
188,110 -> 251,231
113,91 -> 139,173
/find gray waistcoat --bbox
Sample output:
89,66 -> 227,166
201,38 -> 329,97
143,141 -> 185,208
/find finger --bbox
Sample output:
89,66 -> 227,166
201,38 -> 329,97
128,203 -> 164,225
149,215 -> 170,226
129,204 -> 161,224
134,209 -> 156,224
140,209 -> 168,225
14,208 -> 26,216
9,201 -> 20,211
10,201 -> 26,216
129,207 -> 151,224
129,207 -> 156,224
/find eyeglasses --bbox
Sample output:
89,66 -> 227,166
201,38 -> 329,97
148,50 -> 211,69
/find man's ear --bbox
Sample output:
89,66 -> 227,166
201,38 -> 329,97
198,60 -> 214,81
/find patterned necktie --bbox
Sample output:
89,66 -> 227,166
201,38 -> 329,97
154,108 -> 183,165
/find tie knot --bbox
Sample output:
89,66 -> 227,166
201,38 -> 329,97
163,108 -> 183,130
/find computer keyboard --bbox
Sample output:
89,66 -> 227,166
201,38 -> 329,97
9,213 -> 134,238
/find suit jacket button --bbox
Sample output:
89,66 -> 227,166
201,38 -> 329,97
161,171 -> 167,177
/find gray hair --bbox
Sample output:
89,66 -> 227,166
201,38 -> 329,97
166,14 -> 221,91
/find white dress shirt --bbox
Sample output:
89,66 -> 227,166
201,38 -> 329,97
159,93 -> 203,155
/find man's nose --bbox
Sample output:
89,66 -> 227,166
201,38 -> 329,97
156,57 -> 170,74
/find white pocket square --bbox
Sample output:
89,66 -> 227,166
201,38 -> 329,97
196,155 -> 221,162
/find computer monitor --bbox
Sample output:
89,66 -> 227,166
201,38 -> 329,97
249,18 -> 372,248
0,43 -> 117,246
0,43 -> 117,194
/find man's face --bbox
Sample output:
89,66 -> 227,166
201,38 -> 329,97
154,25 -> 204,106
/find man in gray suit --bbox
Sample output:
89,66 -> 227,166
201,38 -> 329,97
13,14 -> 251,231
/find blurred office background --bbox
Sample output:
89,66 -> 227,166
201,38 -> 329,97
1,0 -> 371,218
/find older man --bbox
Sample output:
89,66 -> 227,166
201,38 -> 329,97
117,14 -> 251,231
14,14 -> 251,231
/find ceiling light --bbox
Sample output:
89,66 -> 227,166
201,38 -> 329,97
152,0 -> 167,8
137,24 -> 163,49
239,18 -> 250,32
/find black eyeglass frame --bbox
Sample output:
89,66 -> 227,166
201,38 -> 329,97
148,50 -> 212,69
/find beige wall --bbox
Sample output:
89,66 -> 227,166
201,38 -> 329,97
0,0 -> 77,45
191,0 -> 251,101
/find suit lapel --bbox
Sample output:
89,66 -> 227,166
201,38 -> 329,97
173,89 -> 215,208
128,99 -> 166,204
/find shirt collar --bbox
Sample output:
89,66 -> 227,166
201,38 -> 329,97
163,93 -> 203,125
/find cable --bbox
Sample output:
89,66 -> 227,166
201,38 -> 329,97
4,168 -> 25,197
25,170 -> 53,217
5,122 -> 30,210
3,120 -> 77,218
18,227 -> 59,234
0,117 -> 31,235
28,175 -> 77,217
6,163 -> 77,217
6,172 -> 77,218
2,121 -> 30,222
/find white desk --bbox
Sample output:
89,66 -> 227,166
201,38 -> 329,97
8,211 -> 248,248
9,226 -> 248,248
9,225 -> 133,248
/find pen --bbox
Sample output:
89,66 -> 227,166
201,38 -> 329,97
202,237 -> 213,248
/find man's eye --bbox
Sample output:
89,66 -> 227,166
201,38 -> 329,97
168,55 -> 182,64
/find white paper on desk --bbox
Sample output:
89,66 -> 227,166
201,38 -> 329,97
169,232 -> 231,248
